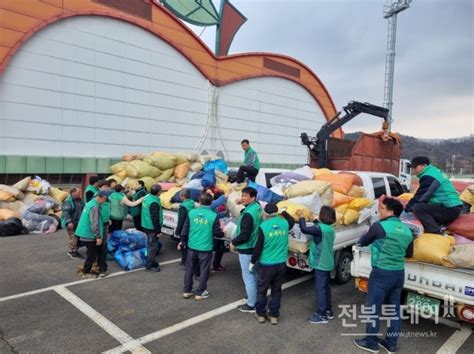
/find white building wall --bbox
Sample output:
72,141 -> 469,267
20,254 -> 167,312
0,16 -> 328,166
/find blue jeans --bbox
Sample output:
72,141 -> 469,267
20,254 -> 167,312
315,269 -> 332,316
239,253 -> 257,307
365,268 -> 405,348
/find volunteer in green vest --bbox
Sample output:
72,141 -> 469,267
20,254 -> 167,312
236,139 -> 260,183
174,189 -> 195,267
297,206 -> 337,325
405,156 -> 463,234
179,192 -> 224,300
109,184 -> 144,235
75,190 -> 110,279
61,187 -> 84,259
354,197 -> 413,353
84,176 -> 99,203
96,180 -> 112,239
230,187 -> 262,313
251,203 -> 294,325
131,180 -> 147,232
142,184 -> 163,272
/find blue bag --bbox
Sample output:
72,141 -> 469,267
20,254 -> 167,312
248,181 -> 285,203
203,159 -> 228,174
201,169 -> 216,188
114,248 -> 147,270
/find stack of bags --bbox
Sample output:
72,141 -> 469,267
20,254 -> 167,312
107,229 -> 148,270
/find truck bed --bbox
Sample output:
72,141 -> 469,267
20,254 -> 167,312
351,246 -> 474,306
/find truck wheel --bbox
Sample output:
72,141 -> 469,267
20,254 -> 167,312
335,250 -> 353,284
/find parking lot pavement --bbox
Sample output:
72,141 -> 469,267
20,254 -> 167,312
1,228 -> 472,353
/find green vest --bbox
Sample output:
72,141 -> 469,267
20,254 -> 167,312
188,207 -> 217,252
101,200 -> 111,223
236,201 -> 262,250
75,199 -> 104,239
110,192 -> 127,220
141,194 -> 163,230
244,147 -> 260,170
84,185 -> 98,202
60,195 -> 74,228
309,223 -> 335,271
259,217 -> 289,265
418,165 -> 462,208
130,188 -> 147,217
370,217 -> 413,271
181,199 -> 195,213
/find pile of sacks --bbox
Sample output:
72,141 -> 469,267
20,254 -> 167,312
107,229 -> 148,270
107,151 -> 218,191
0,176 -> 69,235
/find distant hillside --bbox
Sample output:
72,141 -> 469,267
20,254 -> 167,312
345,133 -> 474,175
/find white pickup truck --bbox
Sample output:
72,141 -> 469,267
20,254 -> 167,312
351,246 -> 474,327
286,171 -> 406,284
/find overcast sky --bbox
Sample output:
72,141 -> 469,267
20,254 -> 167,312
186,0 -> 473,139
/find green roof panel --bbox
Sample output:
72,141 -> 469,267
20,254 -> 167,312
161,0 -> 220,26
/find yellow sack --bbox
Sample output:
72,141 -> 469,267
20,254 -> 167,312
123,178 -> 138,189
349,198 -> 374,211
333,192 -> 353,207
0,185 -> 23,199
215,170 -> 229,184
160,187 -> 182,209
311,168 -> 333,177
342,209 -> 359,225
460,186 -> 474,206
174,154 -> 189,165
277,200 -> 312,221
107,175 -> 123,184
157,168 -> 174,182
143,152 -> 177,170
122,153 -> 145,161
49,187 -> 69,203
217,182 -> 232,196
190,162 -> 203,172
336,204 -> 349,214
174,163 -> 190,180
408,233 -> 455,267
139,176 -> 156,191
348,185 -> 366,198
335,212 -> 343,226
12,176 -> 31,192
284,180 -> 331,199
110,162 -> 128,174
126,160 -> 160,178
398,193 -> 414,201
0,191 -> 15,202
0,208 -> 20,220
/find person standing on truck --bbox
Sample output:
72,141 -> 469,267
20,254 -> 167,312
130,180 -> 147,232
296,206 -> 336,325
180,192 -> 225,300
236,139 -> 260,183
175,189 -> 195,267
109,185 -> 144,234
251,203 -> 294,325
230,187 -> 262,313
75,190 -> 110,279
142,184 -> 164,272
84,176 -> 99,203
405,156 -> 463,235
354,197 -> 413,354
61,188 -> 85,259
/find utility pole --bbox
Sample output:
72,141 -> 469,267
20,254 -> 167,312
383,0 -> 412,132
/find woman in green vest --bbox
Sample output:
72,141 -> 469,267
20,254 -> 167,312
174,189 -> 195,266
109,184 -> 144,234
250,203 -> 295,325
297,206 -> 336,325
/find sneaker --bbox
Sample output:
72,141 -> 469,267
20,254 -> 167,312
98,272 -> 107,278
308,313 -> 328,324
195,290 -> 210,300
353,339 -> 380,353
237,304 -> 256,313
183,292 -> 194,299
211,266 -> 226,272
267,315 -> 279,325
326,310 -> 335,320
68,252 -> 84,260
255,313 -> 266,323
378,339 -> 396,354
81,273 -> 97,279
145,267 -> 161,273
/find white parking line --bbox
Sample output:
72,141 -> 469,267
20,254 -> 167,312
103,274 -> 314,354
0,258 -> 181,303
436,324 -> 472,354
55,286 -> 150,354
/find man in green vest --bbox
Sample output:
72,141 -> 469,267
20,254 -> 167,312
109,184 -> 143,235
230,187 -> 262,313
179,192 -> 224,300
175,189 -> 195,267
61,187 -> 84,259
251,203 -> 294,325
354,197 -> 413,353
131,180 -> 147,232
142,184 -> 163,272
405,156 -> 463,234
84,176 -> 99,203
236,139 -> 260,183
76,190 -> 110,279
